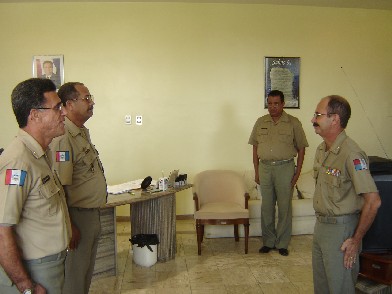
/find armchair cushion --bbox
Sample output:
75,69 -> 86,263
194,202 -> 249,219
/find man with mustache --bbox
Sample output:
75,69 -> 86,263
0,78 -> 71,294
311,95 -> 381,294
50,82 -> 107,294
249,90 -> 308,256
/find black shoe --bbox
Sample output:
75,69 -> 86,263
259,246 -> 272,253
278,248 -> 289,256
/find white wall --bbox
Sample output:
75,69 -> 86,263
0,3 -> 391,216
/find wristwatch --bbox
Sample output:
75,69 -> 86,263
23,288 -> 33,294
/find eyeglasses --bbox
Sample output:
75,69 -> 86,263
313,112 -> 335,119
35,104 -> 63,112
72,95 -> 94,103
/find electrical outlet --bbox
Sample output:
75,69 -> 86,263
136,115 -> 143,125
125,115 -> 131,125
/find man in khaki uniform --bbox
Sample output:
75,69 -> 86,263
311,95 -> 381,294
249,90 -> 308,256
0,78 -> 71,294
50,82 -> 107,294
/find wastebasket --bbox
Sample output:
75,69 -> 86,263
129,234 -> 159,267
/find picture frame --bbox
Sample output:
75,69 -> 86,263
264,57 -> 300,109
32,55 -> 64,90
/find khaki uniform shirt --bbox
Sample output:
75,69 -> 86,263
313,130 -> 378,216
0,130 -> 71,260
50,117 -> 107,208
248,111 -> 309,160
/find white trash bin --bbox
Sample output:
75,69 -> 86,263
132,244 -> 157,267
130,234 -> 159,267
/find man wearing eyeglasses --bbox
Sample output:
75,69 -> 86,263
50,82 -> 107,294
0,78 -> 71,294
249,90 -> 308,256
311,95 -> 381,294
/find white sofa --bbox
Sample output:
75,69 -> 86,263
203,170 -> 316,238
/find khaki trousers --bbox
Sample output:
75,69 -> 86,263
259,160 -> 295,249
63,208 -> 101,294
312,214 -> 360,294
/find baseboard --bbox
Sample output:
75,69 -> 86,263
176,214 -> 194,220
116,214 -> 193,222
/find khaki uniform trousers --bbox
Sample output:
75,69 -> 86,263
259,159 -> 295,249
312,214 -> 360,294
63,207 -> 101,294
0,250 -> 66,294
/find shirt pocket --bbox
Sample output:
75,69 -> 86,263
322,174 -> 343,202
39,178 -> 60,216
278,129 -> 293,143
82,147 -> 98,173
257,128 -> 269,143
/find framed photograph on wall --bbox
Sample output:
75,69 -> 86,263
264,57 -> 300,109
32,55 -> 64,90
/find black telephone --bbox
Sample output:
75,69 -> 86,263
141,176 -> 152,190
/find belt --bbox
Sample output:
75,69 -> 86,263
316,214 -> 359,224
25,250 -> 67,264
260,158 -> 294,166
70,207 -> 100,211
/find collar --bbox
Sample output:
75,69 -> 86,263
17,129 -> 46,159
318,130 -> 347,155
264,111 -> 289,123
65,117 -> 88,138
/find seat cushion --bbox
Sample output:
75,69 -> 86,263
248,198 -> 315,218
194,202 -> 249,219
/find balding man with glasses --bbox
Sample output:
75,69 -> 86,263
50,82 -> 107,294
0,78 -> 71,294
311,95 -> 381,294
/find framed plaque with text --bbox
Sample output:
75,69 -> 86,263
264,57 -> 300,109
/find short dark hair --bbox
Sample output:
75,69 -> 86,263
326,95 -> 351,128
42,60 -> 53,67
268,90 -> 284,103
57,82 -> 84,105
11,78 -> 56,128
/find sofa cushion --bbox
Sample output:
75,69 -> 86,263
244,170 -> 300,200
248,198 -> 314,218
296,171 -> 315,199
243,170 -> 261,200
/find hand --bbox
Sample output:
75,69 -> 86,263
291,173 -> 300,188
34,283 -> 47,294
68,223 -> 81,250
340,237 -> 359,269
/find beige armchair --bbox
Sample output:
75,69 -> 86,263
193,170 -> 250,255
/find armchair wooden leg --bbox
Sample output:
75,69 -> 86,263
196,221 -> 203,255
244,223 -> 250,254
234,224 -> 239,242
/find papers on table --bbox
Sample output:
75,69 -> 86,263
107,179 -> 157,194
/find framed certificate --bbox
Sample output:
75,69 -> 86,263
265,57 -> 300,109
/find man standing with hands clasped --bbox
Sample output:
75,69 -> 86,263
50,82 -> 107,294
311,95 -> 381,294
248,90 -> 308,256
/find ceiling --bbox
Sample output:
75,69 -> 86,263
0,0 -> 391,10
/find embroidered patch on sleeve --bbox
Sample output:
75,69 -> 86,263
5,169 -> 27,186
56,151 -> 70,162
353,158 -> 368,171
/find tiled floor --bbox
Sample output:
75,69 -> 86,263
90,219 -> 314,293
